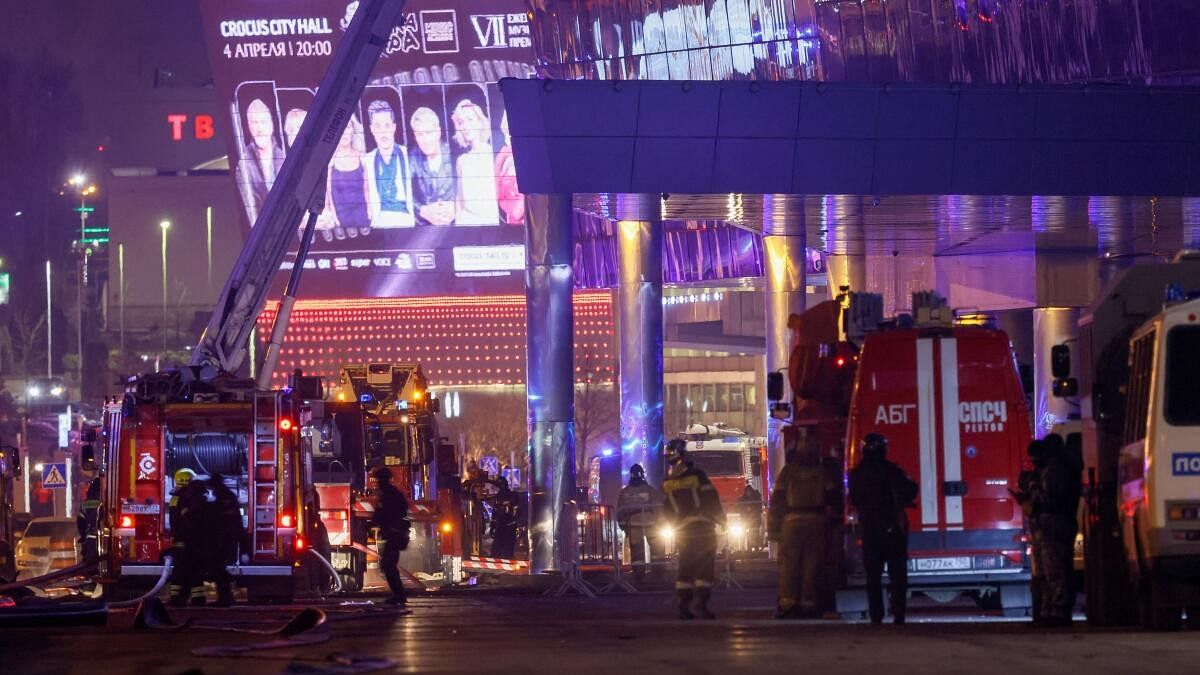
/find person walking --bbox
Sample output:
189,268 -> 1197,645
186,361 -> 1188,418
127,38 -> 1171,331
769,439 -> 839,619
848,433 -> 918,624
662,439 -> 726,620
368,467 -> 411,608
616,463 -> 664,580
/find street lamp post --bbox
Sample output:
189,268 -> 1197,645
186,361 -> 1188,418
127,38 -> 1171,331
160,220 -> 170,355
68,174 -> 96,396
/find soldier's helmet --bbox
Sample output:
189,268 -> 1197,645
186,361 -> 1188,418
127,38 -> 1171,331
862,433 -> 888,460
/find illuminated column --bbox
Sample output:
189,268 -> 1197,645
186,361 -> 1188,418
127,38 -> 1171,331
616,196 -> 664,488
824,196 -> 866,298
525,193 -> 576,574
1033,307 -> 1080,438
763,195 -> 806,491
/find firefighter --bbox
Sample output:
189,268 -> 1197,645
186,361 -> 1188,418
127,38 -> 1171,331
369,466 -> 411,607
1034,433 -> 1081,627
662,439 -> 725,620
489,477 -> 520,560
848,433 -> 918,624
202,473 -> 242,607
616,463 -> 663,580
167,469 -> 208,607
769,439 -> 838,619
76,476 -> 102,561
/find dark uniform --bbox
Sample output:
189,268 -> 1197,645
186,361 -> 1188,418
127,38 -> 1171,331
202,474 -> 243,606
769,446 -> 839,618
616,464 -> 664,578
167,472 -> 209,607
662,440 -> 726,620
848,433 -> 918,624
489,478 -> 520,560
369,467 -> 410,606
76,477 -> 102,561
1032,433 -> 1081,626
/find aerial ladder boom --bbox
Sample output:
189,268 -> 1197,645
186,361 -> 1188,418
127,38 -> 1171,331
191,0 -> 409,380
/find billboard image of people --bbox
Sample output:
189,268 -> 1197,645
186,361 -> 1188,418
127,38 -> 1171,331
200,0 -> 535,298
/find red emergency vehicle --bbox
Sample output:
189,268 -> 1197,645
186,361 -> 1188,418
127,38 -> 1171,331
97,377 -> 309,603
302,363 -> 459,590
840,321 -> 1033,615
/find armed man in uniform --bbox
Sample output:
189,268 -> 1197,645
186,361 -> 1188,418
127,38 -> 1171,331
662,439 -> 726,620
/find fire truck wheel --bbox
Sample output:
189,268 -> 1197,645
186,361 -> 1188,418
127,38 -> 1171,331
245,578 -> 295,605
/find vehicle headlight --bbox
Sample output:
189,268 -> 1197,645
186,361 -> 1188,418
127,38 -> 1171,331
659,526 -> 675,541
730,523 -> 746,538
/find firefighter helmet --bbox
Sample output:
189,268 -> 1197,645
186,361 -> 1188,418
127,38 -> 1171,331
629,464 -> 645,480
665,439 -> 687,464
862,433 -> 888,459
370,466 -> 393,483
173,468 -> 197,488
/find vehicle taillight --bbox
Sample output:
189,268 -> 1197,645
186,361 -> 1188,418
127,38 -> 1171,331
279,418 -> 294,432
440,521 -> 454,534
280,513 -> 294,528
294,535 -> 306,552
120,515 -> 134,528
835,356 -> 846,367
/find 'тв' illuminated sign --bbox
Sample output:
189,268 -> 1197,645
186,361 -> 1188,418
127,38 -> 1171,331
166,114 -> 216,142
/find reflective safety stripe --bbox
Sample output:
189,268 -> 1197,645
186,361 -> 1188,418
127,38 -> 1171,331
916,339 -> 939,527
939,338 -> 964,526
693,579 -> 713,588
189,587 -> 206,598
675,581 -> 694,590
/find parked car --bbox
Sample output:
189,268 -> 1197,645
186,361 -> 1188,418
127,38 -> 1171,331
15,517 -> 78,579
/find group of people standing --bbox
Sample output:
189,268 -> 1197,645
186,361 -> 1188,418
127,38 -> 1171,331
1014,433 -> 1082,627
166,468 -> 243,607
236,91 -> 524,234
770,432 -> 918,623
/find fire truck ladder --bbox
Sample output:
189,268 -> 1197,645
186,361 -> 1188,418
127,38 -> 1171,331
252,392 -> 281,560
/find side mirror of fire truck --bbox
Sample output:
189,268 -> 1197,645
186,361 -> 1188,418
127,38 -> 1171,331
767,372 -> 785,402
1051,344 -> 1072,378
81,444 -> 97,472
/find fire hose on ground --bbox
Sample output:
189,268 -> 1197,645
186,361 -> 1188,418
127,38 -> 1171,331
307,548 -> 345,595
107,555 -> 174,609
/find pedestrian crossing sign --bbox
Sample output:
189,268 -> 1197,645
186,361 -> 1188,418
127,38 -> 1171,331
43,463 -> 68,489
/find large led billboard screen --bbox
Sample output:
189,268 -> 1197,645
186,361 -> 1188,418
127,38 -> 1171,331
198,0 -> 535,298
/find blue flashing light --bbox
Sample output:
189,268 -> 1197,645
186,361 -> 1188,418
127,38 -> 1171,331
397,399 -> 409,410
601,448 -> 614,458
360,394 -> 373,403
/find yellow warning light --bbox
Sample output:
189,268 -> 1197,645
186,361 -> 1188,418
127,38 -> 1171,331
440,521 -> 453,534
412,390 -> 423,401
337,391 -> 347,401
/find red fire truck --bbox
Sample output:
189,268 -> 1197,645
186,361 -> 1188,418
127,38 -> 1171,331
838,305 -> 1033,616
91,0 -> 413,603
96,379 -> 308,603
302,363 -> 459,591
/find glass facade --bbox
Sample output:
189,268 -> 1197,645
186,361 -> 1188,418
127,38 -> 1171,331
664,380 -> 761,436
530,0 -> 1200,85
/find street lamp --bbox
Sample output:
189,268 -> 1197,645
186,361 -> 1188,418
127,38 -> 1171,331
160,220 -> 170,354
68,175 -> 97,398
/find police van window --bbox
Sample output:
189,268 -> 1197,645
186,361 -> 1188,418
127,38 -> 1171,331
1124,331 -> 1155,445
1165,325 -> 1200,426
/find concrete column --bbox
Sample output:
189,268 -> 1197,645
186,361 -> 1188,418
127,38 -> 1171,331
1033,307 -> 1080,438
616,198 -> 664,488
763,195 -> 806,492
525,193 -> 576,574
